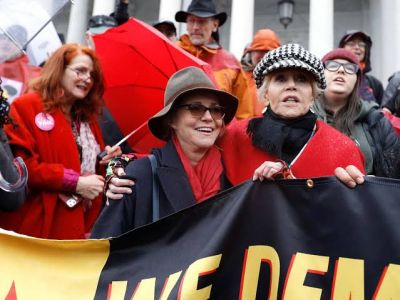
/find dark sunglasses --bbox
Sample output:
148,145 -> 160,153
177,103 -> 225,120
324,60 -> 359,75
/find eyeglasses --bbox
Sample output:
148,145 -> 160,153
345,41 -> 367,49
67,66 -> 93,81
324,60 -> 359,75
177,103 -> 225,120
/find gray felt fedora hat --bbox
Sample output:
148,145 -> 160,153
148,66 -> 238,140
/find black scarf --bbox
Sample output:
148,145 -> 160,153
247,108 -> 317,164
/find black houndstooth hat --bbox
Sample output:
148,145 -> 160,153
253,43 -> 326,89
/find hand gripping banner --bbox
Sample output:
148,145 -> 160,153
0,177 -> 399,299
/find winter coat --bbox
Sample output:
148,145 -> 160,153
338,31 -> 383,104
313,100 -> 400,178
0,129 -> 25,211
363,74 -> 384,104
177,34 -> 254,119
240,29 -> 280,115
382,71 -> 400,113
0,92 -> 105,239
91,140 -> 231,238
219,118 -> 365,185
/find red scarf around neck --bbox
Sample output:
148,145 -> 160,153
172,134 -> 222,202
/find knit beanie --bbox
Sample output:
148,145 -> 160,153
321,48 -> 360,66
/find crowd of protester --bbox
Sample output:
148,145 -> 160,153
1,0 -> 399,240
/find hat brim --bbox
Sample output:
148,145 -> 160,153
263,58 -> 326,89
148,87 -> 237,140
175,11 -> 227,27
88,26 -> 113,35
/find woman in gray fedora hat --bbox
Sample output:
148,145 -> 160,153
91,66 -> 238,238
174,0 -> 255,120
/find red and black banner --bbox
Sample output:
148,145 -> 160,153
1,177 -> 400,299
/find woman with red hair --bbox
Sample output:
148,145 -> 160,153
0,44 -> 121,239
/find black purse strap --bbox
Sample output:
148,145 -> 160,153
148,154 -> 159,222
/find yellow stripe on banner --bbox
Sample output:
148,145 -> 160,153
0,229 -> 110,299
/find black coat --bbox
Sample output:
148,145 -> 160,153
91,140 -> 230,238
362,108 -> 400,178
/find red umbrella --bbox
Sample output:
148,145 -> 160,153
93,18 -> 216,153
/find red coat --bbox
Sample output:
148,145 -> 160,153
0,93 -> 105,239
220,118 -> 366,185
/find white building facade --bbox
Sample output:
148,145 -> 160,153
54,0 -> 400,85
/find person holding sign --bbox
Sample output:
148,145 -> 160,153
91,66 -> 238,238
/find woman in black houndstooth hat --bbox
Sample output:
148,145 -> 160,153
219,43 -> 366,187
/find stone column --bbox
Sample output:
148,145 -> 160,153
177,0 -> 191,37
229,0 -> 254,59
371,0 -> 400,84
92,0 -> 116,16
66,0 -> 89,44
308,0 -> 333,58
159,0 -> 181,35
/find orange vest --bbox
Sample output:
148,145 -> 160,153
177,35 -> 256,119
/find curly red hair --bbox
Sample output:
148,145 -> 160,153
30,43 -> 104,122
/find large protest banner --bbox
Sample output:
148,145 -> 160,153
0,177 -> 400,299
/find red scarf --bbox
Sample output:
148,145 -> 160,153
172,134 -> 222,202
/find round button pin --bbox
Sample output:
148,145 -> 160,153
35,113 -> 55,131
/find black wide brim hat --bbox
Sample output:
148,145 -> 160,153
175,0 -> 227,27
148,67 -> 238,141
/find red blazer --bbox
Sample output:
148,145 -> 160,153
0,92 -> 105,239
220,118 -> 366,185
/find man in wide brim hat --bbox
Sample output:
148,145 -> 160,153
174,0 -> 255,120
175,0 -> 227,27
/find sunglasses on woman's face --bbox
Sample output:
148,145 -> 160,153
324,60 -> 359,75
177,103 -> 225,120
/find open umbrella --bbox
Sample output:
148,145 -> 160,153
93,18 -> 216,153
0,0 -> 69,65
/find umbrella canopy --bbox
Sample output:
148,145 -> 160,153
0,0 -> 68,65
93,18 -> 216,153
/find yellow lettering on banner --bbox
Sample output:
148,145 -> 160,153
331,258 -> 364,299
373,264 -> 400,299
131,278 -> 156,300
283,252 -> 329,300
160,271 -> 182,300
107,281 -> 128,300
178,254 -> 222,300
239,245 -> 280,300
